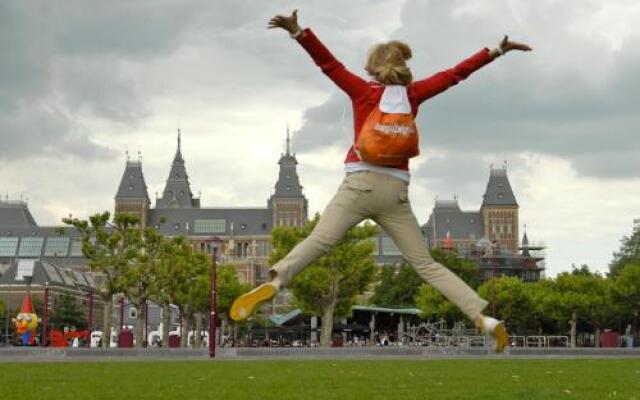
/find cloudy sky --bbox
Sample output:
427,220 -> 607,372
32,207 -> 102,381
1,0 -> 639,276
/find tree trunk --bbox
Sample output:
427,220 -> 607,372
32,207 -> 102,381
320,293 -> 338,347
570,312 -> 577,348
162,303 -> 171,347
233,322 -> 238,347
220,318 -> 227,347
102,295 -> 113,349
594,327 -> 601,348
181,313 -> 191,348
195,312 -> 203,348
135,299 -> 146,348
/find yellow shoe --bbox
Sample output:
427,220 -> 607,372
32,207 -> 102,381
230,282 -> 278,321
478,315 -> 509,353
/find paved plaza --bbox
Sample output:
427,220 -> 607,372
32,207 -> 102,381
1,346 -> 639,362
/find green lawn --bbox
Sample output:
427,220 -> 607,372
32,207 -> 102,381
1,359 -> 639,399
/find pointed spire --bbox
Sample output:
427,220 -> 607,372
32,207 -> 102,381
522,224 -> 529,246
156,129 -> 196,208
286,124 -> 291,156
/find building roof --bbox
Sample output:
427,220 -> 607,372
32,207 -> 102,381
0,259 -> 99,291
147,207 -> 273,236
114,160 -> 150,202
270,309 -> 303,326
352,305 -> 422,315
0,201 -> 38,228
424,207 -> 484,241
0,225 -> 80,237
156,131 -> 199,209
481,168 -> 518,207
434,199 -> 461,211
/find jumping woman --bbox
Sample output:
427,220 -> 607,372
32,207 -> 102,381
230,9 -> 532,352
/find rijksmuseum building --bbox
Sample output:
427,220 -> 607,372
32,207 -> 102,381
0,131 -> 545,318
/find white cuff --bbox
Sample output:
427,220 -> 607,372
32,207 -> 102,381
290,29 -> 303,39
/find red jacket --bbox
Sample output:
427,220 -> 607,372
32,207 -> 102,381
297,28 -> 493,171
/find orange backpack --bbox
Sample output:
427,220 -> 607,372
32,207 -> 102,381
355,87 -> 419,167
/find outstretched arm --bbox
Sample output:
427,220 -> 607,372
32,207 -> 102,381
268,10 -> 369,99
412,35 -> 532,103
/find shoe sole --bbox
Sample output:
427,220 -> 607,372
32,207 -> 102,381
230,284 -> 277,321
493,321 -> 508,353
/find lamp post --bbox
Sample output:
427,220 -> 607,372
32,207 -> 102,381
491,241 -> 498,318
42,282 -> 49,347
205,237 -> 223,358
119,296 -> 125,333
86,290 -> 93,348
491,264 -> 497,318
144,300 -> 148,348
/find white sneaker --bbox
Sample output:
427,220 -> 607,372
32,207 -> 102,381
479,315 -> 508,353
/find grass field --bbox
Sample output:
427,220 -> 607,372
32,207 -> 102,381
1,359 -> 639,399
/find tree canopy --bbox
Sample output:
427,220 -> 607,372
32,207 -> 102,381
609,220 -> 640,277
269,214 -> 378,346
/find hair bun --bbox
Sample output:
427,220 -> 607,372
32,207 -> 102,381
365,40 -> 413,86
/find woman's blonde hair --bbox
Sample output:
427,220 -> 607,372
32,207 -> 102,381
365,40 -> 413,86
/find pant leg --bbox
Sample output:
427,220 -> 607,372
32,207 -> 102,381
373,188 -> 488,320
269,175 -> 371,287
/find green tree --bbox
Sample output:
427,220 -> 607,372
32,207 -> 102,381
216,264 -> 251,321
609,220 -> 640,277
551,268 -> 613,346
270,215 -> 378,346
50,293 -> 86,330
174,250 -> 209,347
525,278 -> 557,335
63,212 -> 141,348
416,283 -> 463,322
414,247 -> 482,324
478,276 -> 535,334
119,225 -> 164,347
216,264 -> 251,342
611,263 -> 640,335
154,236 -> 193,345
370,263 -> 422,307
430,247 -> 481,289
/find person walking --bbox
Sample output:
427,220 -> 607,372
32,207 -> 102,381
230,9 -> 531,353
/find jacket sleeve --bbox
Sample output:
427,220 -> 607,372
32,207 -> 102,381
297,28 -> 370,98
411,48 -> 493,104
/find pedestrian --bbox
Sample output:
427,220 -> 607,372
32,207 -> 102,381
231,9 -> 531,353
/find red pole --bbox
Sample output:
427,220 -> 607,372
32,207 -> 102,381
119,297 -> 124,333
42,284 -> 49,347
86,291 -> 93,348
209,247 -> 217,358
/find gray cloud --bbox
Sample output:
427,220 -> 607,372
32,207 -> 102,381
291,0 -> 640,180
292,94 -> 352,152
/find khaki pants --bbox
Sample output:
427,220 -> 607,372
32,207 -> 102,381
269,171 -> 488,320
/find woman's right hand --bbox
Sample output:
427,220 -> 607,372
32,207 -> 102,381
268,9 -> 302,35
